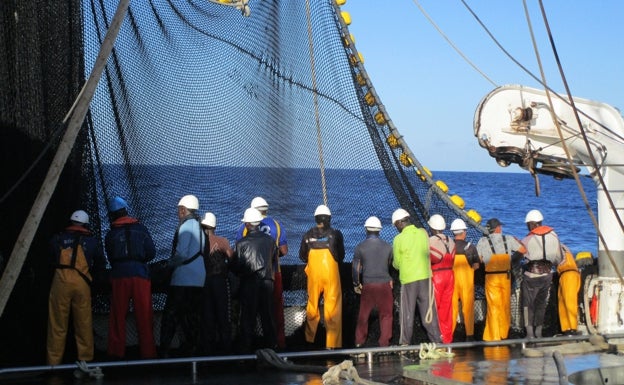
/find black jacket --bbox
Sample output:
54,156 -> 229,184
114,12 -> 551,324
299,226 -> 345,264
234,228 -> 276,280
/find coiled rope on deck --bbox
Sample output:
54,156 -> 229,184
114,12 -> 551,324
418,343 -> 455,360
322,360 -> 387,385
256,349 -> 387,385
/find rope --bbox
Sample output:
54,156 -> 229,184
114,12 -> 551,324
425,273 -> 434,324
305,0 -> 328,206
417,343 -> 455,360
411,0 -> 497,88
321,360 -> 387,385
74,360 -> 104,379
256,350 -> 386,385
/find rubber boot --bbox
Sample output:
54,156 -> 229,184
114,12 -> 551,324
535,325 -> 543,338
526,325 -> 535,339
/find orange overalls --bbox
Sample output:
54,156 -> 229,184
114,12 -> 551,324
558,251 -> 580,333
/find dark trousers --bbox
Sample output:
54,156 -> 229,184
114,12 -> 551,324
239,277 -> 276,353
522,274 -> 553,329
201,275 -> 232,354
355,281 -> 393,346
160,286 -> 202,355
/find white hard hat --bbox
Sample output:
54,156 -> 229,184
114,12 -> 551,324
201,212 -> 217,228
314,204 -> 331,217
70,210 -> 89,224
242,207 -> 263,224
391,208 -> 410,225
525,209 -> 544,223
178,195 -> 199,210
364,216 -> 382,231
450,218 -> 467,232
250,196 -> 268,210
428,214 -> 446,231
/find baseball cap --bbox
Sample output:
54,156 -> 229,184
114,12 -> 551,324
486,218 -> 503,233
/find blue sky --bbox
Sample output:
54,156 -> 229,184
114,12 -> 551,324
344,1 -> 624,172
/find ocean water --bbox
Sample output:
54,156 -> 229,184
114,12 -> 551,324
117,167 -> 598,264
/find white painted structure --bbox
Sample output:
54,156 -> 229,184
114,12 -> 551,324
474,84 -> 624,334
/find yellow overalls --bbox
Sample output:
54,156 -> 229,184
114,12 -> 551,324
483,253 -> 511,341
47,242 -> 94,365
452,252 -> 475,337
304,248 -> 342,348
557,251 -> 580,333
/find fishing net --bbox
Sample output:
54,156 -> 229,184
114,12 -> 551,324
1,0 -> 548,362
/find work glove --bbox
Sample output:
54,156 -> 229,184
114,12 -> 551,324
354,284 -> 362,295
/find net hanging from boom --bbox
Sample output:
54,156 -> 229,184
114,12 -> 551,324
82,0 -> 490,346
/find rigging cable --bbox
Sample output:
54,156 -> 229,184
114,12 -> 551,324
532,0 -> 624,285
459,0 -> 624,143
410,0 -> 497,88
305,0 -> 328,206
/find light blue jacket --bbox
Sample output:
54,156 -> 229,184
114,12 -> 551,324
170,217 -> 206,287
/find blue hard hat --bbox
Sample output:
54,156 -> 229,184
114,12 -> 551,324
108,196 -> 129,212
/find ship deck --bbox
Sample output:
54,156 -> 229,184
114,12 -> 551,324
2,336 -> 624,385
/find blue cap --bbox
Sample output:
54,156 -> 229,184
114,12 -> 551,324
108,196 -> 129,212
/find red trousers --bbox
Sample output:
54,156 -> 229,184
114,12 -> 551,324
432,269 -> 454,343
108,277 -> 156,358
355,282 -> 393,346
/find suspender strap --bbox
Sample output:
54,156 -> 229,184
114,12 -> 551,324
487,234 -> 509,255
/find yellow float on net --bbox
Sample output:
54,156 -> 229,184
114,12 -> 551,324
416,166 -> 432,181
399,153 -> 413,167
365,91 -> 375,106
374,112 -> 386,125
356,73 -> 366,86
450,194 -> 465,209
341,11 -> 351,25
386,133 -> 399,148
435,180 -> 449,193
336,0 -> 347,6
466,209 -> 482,224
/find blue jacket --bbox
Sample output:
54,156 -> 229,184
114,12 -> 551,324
105,216 -> 156,279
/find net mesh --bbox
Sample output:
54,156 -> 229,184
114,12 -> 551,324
0,0 -> 560,362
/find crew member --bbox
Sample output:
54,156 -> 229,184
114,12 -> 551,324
299,204 -> 345,349
200,212 -> 234,354
476,218 -> 525,341
428,214 -> 456,344
352,216 -> 394,347
557,248 -> 580,335
234,208 -> 278,353
105,196 -> 157,359
450,218 -> 480,342
160,195 -> 206,357
521,209 -> 564,338
236,197 -> 288,348
47,210 -> 105,365
391,208 -> 442,344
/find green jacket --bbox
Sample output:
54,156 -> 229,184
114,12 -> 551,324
392,224 -> 431,284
